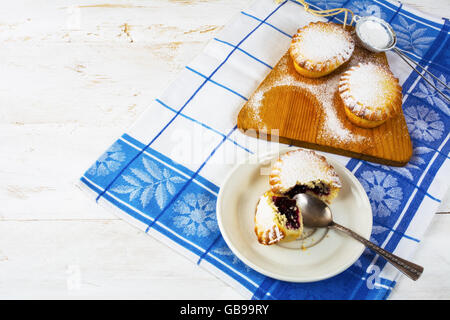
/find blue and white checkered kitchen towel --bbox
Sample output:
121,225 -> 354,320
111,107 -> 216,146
78,0 -> 449,299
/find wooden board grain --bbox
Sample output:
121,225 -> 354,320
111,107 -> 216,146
237,44 -> 413,166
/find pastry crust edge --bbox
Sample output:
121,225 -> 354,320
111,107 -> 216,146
289,21 -> 355,77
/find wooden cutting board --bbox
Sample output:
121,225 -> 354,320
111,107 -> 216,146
237,44 -> 412,167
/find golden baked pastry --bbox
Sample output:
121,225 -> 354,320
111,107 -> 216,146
290,21 -> 355,78
269,149 -> 341,204
254,191 -> 303,245
338,62 -> 403,128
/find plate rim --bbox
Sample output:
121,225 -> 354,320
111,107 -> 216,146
216,147 -> 373,283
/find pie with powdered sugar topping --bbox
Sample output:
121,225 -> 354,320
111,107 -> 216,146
338,62 -> 402,128
269,149 -> 341,204
290,21 -> 355,78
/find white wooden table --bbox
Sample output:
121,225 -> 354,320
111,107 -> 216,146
0,0 -> 449,299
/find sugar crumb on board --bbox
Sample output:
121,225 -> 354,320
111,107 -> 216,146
246,54 -> 365,144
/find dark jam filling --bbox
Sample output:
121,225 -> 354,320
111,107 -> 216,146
285,182 -> 330,199
272,196 -> 300,230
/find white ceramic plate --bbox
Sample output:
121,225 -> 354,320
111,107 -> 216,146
216,148 -> 372,282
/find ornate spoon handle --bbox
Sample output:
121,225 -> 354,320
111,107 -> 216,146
330,222 -> 424,281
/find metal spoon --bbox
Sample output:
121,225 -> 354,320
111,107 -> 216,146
294,193 -> 423,281
354,15 -> 450,102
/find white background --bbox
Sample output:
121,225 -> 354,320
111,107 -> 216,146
0,0 -> 449,299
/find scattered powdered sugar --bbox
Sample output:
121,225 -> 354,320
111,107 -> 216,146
246,54 -> 365,143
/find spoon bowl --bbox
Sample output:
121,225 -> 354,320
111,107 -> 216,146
354,15 -> 396,52
294,193 -> 332,228
294,193 -> 424,281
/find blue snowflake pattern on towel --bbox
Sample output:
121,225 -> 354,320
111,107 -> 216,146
412,73 -> 450,116
172,192 -> 218,237
360,171 -> 403,218
404,105 -> 445,142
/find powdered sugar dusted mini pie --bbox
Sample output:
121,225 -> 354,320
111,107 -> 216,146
255,191 -> 303,245
338,62 -> 402,128
290,21 -> 355,78
269,149 -> 341,203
